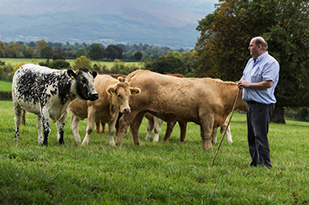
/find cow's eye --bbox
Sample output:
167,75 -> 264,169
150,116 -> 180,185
117,94 -> 121,98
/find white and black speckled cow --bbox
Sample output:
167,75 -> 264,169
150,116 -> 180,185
12,64 -> 98,146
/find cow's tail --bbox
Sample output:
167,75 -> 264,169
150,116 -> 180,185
21,109 -> 26,126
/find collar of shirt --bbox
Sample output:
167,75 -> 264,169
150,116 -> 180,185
254,51 -> 268,64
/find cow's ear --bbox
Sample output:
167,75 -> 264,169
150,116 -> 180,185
106,86 -> 116,95
67,70 -> 76,79
92,71 -> 97,79
117,77 -> 125,82
130,87 -> 141,96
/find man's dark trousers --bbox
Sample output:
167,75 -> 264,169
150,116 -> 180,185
246,102 -> 274,168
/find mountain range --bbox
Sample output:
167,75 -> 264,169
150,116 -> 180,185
0,0 -> 218,48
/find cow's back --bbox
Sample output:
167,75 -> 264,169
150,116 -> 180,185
127,70 -> 211,123
12,64 -> 67,114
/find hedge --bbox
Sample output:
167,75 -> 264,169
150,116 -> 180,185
0,91 -> 12,100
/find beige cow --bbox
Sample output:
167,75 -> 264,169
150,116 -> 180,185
116,70 -> 245,150
69,75 -> 140,146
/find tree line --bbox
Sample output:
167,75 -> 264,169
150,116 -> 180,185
0,40 -> 179,62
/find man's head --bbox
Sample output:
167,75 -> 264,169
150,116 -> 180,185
248,36 -> 268,60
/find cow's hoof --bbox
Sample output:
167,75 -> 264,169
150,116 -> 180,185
109,142 -> 115,146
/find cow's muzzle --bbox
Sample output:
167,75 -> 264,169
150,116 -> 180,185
122,107 -> 131,114
89,93 -> 99,101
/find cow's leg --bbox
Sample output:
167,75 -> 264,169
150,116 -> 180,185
212,127 -> 218,144
101,122 -> 106,134
42,116 -> 51,146
95,119 -> 100,134
220,118 -> 233,144
56,121 -> 65,145
116,112 -> 137,146
163,121 -> 177,141
36,115 -> 43,144
56,111 -> 68,145
179,122 -> 187,142
145,118 -> 154,141
13,103 -> 21,140
200,114 -> 214,150
82,109 -> 96,145
153,117 -> 163,142
108,115 -> 119,146
225,125 -> 233,144
130,112 -> 144,146
70,115 -> 81,143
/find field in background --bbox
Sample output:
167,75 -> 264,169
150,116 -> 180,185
0,58 -> 144,69
0,81 -> 12,91
0,100 -> 308,204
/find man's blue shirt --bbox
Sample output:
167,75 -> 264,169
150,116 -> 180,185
242,51 -> 280,104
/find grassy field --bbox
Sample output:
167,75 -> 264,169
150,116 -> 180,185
0,81 -> 12,91
0,58 -> 144,68
0,100 -> 308,204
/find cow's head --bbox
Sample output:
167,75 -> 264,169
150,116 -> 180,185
67,68 -> 98,101
106,82 -> 141,114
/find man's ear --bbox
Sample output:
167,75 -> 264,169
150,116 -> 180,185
67,70 -> 76,79
92,71 -> 97,79
130,87 -> 141,96
106,86 -> 116,95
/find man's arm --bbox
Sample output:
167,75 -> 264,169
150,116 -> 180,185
238,78 -> 273,90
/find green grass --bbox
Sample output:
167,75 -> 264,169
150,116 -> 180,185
0,81 -> 12,91
0,100 -> 308,204
0,58 -> 144,68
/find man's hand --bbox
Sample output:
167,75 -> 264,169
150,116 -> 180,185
237,78 -> 248,89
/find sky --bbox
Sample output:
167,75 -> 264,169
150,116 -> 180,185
0,0 -> 220,47
0,0 -> 220,27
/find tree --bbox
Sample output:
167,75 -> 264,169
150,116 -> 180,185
75,48 -> 87,58
195,0 -> 308,123
134,51 -> 143,61
52,48 -> 65,60
40,46 -> 53,59
105,45 -> 123,60
87,43 -> 104,60
48,60 -> 71,69
182,51 -> 196,74
5,43 -> 21,57
35,40 -> 48,57
72,56 -> 92,70
0,41 -> 6,57
145,56 -> 186,74
22,45 -> 34,58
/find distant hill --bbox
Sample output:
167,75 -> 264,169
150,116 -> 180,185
0,0 -> 217,48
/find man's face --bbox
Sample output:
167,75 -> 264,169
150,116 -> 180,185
248,39 -> 259,59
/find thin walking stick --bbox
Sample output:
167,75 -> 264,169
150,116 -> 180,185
211,89 -> 241,166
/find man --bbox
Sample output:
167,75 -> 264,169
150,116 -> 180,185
237,36 -> 280,169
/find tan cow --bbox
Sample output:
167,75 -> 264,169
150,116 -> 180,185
116,70 -> 245,150
69,75 -> 140,146
149,80 -> 247,144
